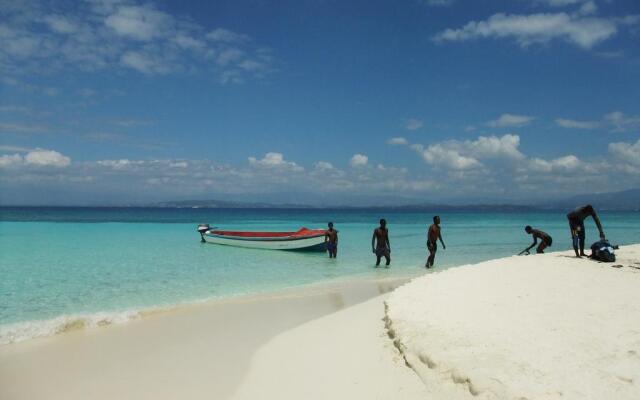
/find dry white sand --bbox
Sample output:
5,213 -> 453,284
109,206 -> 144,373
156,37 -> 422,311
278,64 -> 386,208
385,245 -> 640,399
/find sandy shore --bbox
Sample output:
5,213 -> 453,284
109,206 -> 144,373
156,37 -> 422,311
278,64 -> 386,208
2,246 -> 639,400
386,244 -> 640,399
0,275 -> 415,400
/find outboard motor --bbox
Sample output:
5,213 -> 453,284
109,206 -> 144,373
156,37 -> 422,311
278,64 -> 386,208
197,224 -> 210,243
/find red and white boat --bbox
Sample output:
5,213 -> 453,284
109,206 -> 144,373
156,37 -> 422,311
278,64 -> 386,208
197,224 -> 328,251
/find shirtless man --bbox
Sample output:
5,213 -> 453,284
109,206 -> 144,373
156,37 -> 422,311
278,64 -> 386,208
324,222 -> 338,258
371,219 -> 391,267
426,216 -> 445,268
566,204 -> 605,258
521,226 -> 552,254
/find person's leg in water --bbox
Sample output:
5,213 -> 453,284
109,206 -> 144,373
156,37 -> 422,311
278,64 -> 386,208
384,251 -> 391,267
375,250 -> 381,267
426,242 -> 436,267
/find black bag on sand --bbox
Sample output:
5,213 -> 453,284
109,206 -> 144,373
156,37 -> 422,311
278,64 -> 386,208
590,240 -> 616,262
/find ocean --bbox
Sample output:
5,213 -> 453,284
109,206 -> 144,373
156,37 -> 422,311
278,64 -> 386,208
1,207 -> 639,344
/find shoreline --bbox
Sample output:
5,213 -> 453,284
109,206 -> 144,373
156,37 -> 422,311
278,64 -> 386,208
0,273 -> 417,400
0,269 -> 423,346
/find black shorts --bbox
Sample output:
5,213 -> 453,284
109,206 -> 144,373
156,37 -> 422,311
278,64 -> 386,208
427,241 -> 437,252
568,217 -> 585,239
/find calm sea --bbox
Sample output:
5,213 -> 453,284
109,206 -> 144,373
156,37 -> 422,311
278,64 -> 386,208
1,207 -> 639,344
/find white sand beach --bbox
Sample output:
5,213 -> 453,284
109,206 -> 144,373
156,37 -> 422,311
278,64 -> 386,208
2,245 -> 639,400
386,244 -> 640,399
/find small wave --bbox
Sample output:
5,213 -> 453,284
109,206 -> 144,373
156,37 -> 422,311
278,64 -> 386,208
0,310 -> 141,345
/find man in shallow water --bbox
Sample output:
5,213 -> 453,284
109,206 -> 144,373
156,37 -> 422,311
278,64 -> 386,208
426,216 -> 446,268
521,225 -> 553,255
324,222 -> 338,258
566,204 -> 605,258
372,219 -> 391,267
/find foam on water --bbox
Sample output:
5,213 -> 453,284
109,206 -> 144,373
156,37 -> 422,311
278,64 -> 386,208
0,310 -> 141,345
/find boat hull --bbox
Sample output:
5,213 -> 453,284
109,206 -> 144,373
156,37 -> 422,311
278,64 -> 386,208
203,232 -> 327,251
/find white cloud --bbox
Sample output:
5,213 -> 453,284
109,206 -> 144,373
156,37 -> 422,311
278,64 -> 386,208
388,137 -> 409,145
24,149 -> 71,167
417,143 -> 482,170
604,111 -> 640,132
1,149 -> 70,168
404,118 -> 423,130
120,51 -> 170,74
529,155 -> 581,172
350,154 -> 368,167
488,113 -> 534,128
314,161 -> 334,170
206,28 -> 250,43
0,1 -> 276,83
104,5 -> 171,41
609,139 -> 640,166
555,118 -> 600,129
248,152 -> 303,171
0,153 -> 23,167
43,15 -> 78,34
433,11 -> 622,49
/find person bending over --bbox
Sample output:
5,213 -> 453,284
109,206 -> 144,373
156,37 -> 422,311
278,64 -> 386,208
372,219 -> 391,267
521,226 -> 552,254
566,204 -> 605,258
324,222 -> 338,258
426,216 -> 445,268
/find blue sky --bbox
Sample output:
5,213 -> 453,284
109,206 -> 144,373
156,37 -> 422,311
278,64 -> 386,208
1,0 -> 639,205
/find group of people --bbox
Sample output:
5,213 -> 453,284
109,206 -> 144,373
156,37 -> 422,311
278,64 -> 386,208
521,204 -> 606,258
324,204 -> 607,268
324,215 -> 445,268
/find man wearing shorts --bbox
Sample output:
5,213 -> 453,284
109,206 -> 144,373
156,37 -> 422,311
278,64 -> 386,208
426,216 -> 446,268
567,204 -> 605,258
372,219 -> 391,267
523,225 -> 552,254
324,222 -> 338,258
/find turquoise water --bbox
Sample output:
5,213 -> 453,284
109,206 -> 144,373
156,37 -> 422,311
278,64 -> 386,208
1,207 -> 639,344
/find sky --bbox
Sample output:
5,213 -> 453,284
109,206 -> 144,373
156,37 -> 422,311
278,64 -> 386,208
0,0 -> 639,206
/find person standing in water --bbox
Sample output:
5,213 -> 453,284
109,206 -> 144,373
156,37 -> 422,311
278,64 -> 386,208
521,226 -> 552,254
566,204 -> 605,258
324,222 -> 338,258
372,219 -> 391,267
426,216 -> 446,268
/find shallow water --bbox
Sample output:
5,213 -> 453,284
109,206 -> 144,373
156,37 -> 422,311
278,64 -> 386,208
1,207 -> 639,344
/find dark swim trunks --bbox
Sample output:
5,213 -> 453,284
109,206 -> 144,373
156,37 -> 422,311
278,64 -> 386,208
375,247 -> 390,257
327,242 -> 337,252
427,241 -> 437,252
568,217 -> 585,239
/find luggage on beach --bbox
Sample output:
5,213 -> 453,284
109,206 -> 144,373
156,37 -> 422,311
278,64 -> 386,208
590,240 -> 616,262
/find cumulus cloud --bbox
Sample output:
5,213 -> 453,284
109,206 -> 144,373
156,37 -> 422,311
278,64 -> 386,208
432,10 -> 629,49
0,148 -> 70,168
404,118 -> 424,130
388,137 -> 409,145
488,113 -> 534,128
350,154 -> 368,167
248,152 -> 304,171
609,139 -> 640,166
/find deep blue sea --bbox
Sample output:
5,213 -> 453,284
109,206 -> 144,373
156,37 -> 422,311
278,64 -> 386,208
1,207 -> 639,344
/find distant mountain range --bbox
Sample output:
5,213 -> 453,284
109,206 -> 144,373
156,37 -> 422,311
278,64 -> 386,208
154,188 -> 640,211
